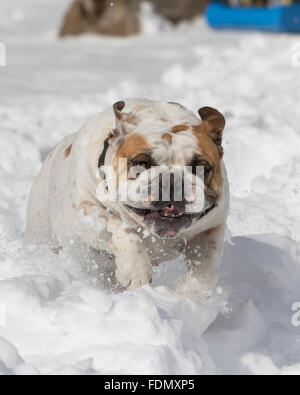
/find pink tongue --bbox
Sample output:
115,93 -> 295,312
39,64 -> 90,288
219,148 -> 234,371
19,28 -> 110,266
160,205 -> 180,217
166,229 -> 178,237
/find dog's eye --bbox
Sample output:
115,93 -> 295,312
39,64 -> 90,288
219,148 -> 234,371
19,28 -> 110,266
131,154 -> 152,170
128,163 -> 150,180
128,158 -> 152,179
190,157 -> 213,178
134,161 -> 151,170
203,164 -> 213,179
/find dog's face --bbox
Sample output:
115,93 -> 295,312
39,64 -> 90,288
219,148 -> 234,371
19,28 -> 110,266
106,101 -> 225,239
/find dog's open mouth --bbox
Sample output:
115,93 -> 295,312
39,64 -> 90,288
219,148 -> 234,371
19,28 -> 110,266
126,203 -> 215,219
125,203 -> 216,239
159,205 -> 183,218
126,204 -> 184,218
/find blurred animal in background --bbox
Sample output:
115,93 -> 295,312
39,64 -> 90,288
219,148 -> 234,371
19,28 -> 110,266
59,0 -> 210,37
59,0 -> 140,37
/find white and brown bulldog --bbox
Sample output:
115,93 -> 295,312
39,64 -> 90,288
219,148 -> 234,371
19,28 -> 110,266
25,99 -> 229,298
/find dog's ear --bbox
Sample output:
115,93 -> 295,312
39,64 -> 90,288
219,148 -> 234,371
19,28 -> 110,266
197,107 -> 225,156
113,101 -> 138,137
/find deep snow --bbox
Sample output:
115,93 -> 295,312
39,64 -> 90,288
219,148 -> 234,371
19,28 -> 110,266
0,0 -> 300,375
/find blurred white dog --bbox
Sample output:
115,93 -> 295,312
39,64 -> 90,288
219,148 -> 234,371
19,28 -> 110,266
25,99 -> 229,298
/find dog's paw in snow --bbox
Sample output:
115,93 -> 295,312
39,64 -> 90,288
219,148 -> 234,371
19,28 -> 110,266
116,262 -> 153,290
176,274 -> 215,300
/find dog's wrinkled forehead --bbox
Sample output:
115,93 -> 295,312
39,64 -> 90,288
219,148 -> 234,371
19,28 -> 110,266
110,100 -> 226,205
133,102 -> 199,125
139,103 -> 199,137
112,100 -> 225,168
114,101 -> 200,130
113,101 -> 201,163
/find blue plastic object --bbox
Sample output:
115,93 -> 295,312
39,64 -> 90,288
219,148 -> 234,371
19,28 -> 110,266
206,2 -> 300,32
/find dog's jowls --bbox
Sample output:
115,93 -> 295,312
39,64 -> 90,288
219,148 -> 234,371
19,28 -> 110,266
25,99 -> 229,299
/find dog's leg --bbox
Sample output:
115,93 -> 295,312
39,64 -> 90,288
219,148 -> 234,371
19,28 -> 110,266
107,219 -> 153,290
177,224 -> 226,299
24,169 -> 52,247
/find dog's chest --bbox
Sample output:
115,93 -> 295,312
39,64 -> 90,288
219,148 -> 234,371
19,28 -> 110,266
143,235 -> 186,265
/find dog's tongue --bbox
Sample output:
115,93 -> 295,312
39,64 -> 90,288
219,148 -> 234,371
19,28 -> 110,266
159,205 -> 182,218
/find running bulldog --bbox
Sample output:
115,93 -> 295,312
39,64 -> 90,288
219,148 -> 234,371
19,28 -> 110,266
25,99 -> 229,298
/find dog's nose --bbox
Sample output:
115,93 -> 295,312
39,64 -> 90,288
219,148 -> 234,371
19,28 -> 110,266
152,200 -> 186,212
151,173 -> 186,211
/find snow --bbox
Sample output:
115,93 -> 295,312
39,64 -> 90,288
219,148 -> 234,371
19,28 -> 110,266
0,0 -> 300,375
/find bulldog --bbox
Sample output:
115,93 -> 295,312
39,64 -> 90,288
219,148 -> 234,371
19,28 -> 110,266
25,99 -> 229,298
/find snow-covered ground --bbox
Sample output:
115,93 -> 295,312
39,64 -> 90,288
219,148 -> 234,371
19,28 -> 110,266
0,0 -> 300,375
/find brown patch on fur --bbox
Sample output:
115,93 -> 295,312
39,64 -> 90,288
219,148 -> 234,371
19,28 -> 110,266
196,107 -> 225,155
126,114 -> 138,126
171,124 -> 190,133
80,201 -> 95,206
114,102 -> 138,126
192,126 -> 223,198
162,133 -> 173,144
116,133 -> 149,159
65,144 -> 72,158
72,203 -> 76,209
193,124 -> 224,158
114,133 -> 149,181
79,201 -> 95,216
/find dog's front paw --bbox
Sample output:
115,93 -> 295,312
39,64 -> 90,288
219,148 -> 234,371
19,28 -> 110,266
127,276 -> 152,290
176,274 -> 214,300
116,260 -> 153,291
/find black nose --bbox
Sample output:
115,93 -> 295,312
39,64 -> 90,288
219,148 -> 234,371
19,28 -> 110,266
151,173 -> 186,211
